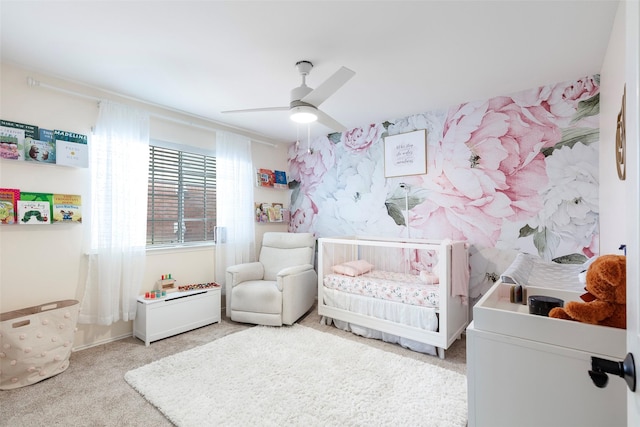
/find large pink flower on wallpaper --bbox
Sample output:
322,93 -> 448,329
478,95 -> 562,220
287,136 -> 336,194
409,182 -> 512,247
406,95 -> 562,246
463,98 -> 559,199
341,124 -> 383,153
512,75 -> 599,128
288,195 -> 318,234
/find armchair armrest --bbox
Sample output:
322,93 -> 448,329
278,264 -> 318,325
277,264 -> 315,278
276,264 -> 315,291
225,261 -> 265,318
226,262 -> 265,287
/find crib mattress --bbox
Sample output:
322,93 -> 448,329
323,270 -> 440,308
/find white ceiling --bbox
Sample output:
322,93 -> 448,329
0,0 -> 619,144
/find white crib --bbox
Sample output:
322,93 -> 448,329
317,236 -> 469,358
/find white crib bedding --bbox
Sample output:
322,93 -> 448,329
322,270 -> 440,308
322,287 -> 438,355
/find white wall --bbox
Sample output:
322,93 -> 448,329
0,63 -> 289,349
599,3 -> 628,255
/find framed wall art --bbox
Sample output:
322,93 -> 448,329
383,129 -> 427,178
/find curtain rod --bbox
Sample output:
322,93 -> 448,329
26,76 -> 279,148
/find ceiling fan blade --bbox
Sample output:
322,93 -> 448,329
222,106 -> 289,114
301,66 -> 355,107
315,108 -> 348,132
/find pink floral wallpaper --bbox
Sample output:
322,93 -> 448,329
288,75 -> 600,297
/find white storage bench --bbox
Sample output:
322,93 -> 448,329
133,287 -> 221,346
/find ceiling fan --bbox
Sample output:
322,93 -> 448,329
222,60 -> 355,132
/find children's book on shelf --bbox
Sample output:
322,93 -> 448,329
19,192 -> 53,224
39,128 -> 54,142
257,168 -> 275,187
0,119 -> 39,161
1,119 -> 39,139
255,202 -> 271,223
25,136 -> 56,164
52,193 -> 82,223
274,170 -> 287,189
0,126 -> 25,160
17,200 -> 51,225
54,129 -> 88,167
0,188 -> 20,224
268,203 -> 284,222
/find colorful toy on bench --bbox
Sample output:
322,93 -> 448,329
156,273 -> 177,293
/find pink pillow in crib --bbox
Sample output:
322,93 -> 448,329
332,260 -> 374,277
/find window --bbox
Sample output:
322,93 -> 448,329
147,142 -> 216,247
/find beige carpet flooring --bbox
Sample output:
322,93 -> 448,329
0,303 -> 466,427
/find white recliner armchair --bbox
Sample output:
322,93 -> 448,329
226,232 -> 317,326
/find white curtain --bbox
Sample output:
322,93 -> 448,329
79,100 -> 150,326
215,131 -> 256,309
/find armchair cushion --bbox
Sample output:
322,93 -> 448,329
231,280 -> 281,314
260,246 -> 314,281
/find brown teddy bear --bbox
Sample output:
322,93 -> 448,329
548,254 -> 626,329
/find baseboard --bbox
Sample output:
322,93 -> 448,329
72,332 -> 133,352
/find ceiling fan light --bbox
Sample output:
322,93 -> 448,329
290,106 -> 318,124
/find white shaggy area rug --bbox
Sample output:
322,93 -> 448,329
125,325 -> 467,426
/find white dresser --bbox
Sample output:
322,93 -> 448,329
467,282 -> 627,427
134,287 -> 221,346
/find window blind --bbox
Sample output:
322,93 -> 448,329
147,145 -> 216,246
